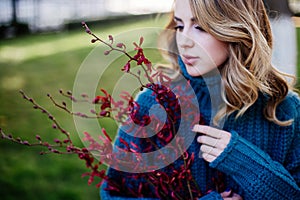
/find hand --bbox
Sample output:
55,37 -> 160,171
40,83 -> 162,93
221,190 -> 243,200
192,125 -> 231,162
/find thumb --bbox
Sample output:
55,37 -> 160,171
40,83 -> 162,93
220,189 -> 232,198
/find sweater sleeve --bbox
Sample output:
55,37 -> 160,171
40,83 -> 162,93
210,130 -> 300,199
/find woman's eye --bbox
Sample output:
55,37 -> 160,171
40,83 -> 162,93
195,25 -> 205,32
174,25 -> 184,31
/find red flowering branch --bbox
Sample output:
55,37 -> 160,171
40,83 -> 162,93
20,90 -> 72,143
82,22 -> 153,84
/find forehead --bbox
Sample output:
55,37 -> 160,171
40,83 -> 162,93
174,0 -> 193,19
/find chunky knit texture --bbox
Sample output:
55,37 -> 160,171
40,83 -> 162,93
100,58 -> 300,199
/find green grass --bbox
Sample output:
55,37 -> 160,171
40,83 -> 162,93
0,14 -> 168,200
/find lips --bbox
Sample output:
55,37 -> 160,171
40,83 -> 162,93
181,55 -> 199,66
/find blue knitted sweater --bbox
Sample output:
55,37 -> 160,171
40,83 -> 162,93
100,58 -> 300,200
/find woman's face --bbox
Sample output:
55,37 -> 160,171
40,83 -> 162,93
174,0 -> 229,76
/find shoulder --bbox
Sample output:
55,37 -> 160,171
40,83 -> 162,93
282,91 -> 300,105
254,91 -> 300,122
277,91 -> 300,120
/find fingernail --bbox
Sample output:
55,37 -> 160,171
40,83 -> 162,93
225,187 -> 231,192
192,125 -> 196,131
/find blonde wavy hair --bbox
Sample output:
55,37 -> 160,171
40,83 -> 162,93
159,0 -> 294,126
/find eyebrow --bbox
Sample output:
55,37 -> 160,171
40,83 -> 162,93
174,16 -> 196,22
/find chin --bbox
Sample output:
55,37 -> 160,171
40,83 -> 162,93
186,65 -> 217,77
186,67 -> 204,77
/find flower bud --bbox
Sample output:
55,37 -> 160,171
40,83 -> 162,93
100,110 -> 109,117
139,36 -> 144,46
66,146 -> 71,152
116,43 -> 124,48
54,139 -> 60,143
52,149 -> 60,154
63,139 -> 70,144
35,135 -> 41,141
104,50 -> 110,55
82,148 -> 88,153
86,29 -> 91,34
43,142 -> 49,147
81,93 -> 88,98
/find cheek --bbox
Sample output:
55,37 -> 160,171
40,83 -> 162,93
194,35 -> 228,62
207,42 -> 228,66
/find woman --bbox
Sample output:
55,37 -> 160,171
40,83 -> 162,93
101,0 -> 300,199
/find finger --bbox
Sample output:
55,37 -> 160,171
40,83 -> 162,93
229,197 -> 243,200
223,197 -> 242,200
200,144 -> 222,157
220,190 -> 232,198
197,135 -> 218,147
232,193 -> 243,200
201,152 -> 216,162
223,193 -> 243,200
198,135 -> 230,151
193,125 -> 224,139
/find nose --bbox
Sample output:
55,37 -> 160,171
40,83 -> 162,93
177,30 -> 195,49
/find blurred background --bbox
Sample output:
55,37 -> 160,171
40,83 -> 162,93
1,0 -> 300,199
0,0 -> 173,37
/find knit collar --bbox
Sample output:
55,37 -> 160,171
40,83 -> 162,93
178,56 -> 224,126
